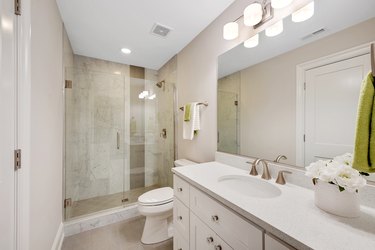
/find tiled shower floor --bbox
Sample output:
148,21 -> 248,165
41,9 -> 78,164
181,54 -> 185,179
66,185 -> 160,219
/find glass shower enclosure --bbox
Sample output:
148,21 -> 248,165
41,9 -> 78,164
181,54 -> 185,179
64,58 -> 175,220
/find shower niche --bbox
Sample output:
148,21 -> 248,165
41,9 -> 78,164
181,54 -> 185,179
63,54 -> 176,220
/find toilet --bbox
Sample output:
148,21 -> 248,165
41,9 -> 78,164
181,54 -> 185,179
138,159 -> 196,245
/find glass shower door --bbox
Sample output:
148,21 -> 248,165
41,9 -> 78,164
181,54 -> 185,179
122,72 -> 175,204
217,90 -> 239,154
64,67 -> 126,219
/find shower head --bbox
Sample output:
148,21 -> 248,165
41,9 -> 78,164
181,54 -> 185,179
156,80 -> 165,88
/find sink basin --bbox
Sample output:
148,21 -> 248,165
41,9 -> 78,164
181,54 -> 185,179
217,175 -> 281,198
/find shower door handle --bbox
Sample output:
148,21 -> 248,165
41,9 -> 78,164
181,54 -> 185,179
117,132 -> 120,149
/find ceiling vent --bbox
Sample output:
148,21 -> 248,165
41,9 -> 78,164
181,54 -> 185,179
151,23 -> 172,38
301,28 -> 326,40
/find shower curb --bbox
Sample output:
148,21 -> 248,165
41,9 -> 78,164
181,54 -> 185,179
64,204 -> 141,236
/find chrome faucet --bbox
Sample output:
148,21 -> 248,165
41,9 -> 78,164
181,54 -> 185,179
274,155 -> 287,163
249,159 -> 271,180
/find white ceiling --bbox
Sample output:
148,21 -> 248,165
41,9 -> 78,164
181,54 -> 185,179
219,0 -> 375,78
57,0 -> 234,70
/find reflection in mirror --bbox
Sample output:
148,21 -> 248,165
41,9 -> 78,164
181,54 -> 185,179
217,0 -> 375,176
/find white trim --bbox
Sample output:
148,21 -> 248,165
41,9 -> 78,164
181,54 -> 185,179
51,223 -> 64,250
17,0 -> 31,249
295,42 -> 374,166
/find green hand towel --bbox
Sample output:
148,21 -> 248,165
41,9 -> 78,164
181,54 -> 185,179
184,104 -> 191,122
353,72 -> 375,173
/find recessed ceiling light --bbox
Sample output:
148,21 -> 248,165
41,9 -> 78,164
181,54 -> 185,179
121,48 -> 131,54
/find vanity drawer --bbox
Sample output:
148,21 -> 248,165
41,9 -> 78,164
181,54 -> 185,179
190,186 -> 263,250
190,213 -> 233,250
173,197 -> 190,241
174,175 -> 190,205
174,228 -> 189,250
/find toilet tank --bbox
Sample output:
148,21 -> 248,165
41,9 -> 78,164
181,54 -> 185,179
174,159 -> 196,167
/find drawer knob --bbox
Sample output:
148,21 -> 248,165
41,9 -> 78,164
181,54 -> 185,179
178,248 -> 182,250
211,215 -> 219,222
178,187 -> 183,192
178,216 -> 183,221
215,245 -> 222,250
206,236 -> 214,243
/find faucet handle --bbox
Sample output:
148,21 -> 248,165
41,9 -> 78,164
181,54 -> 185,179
246,161 -> 258,176
274,155 -> 287,163
275,170 -> 292,185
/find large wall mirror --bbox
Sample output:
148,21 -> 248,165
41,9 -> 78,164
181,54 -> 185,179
217,0 -> 375,173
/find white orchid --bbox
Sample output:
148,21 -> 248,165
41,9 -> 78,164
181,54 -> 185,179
305,153 -> 367,192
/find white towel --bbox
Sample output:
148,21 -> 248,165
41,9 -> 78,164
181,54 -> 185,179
183,102 -> 200,140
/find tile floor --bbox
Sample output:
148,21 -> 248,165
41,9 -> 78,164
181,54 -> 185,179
66,185 -> 160,219
62,217 -> 173,250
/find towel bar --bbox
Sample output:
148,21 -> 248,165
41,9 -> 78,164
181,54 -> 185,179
179,102 -> 208,111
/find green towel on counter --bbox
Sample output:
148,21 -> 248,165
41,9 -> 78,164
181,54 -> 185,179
184,104 -> 191,121
353,72 -> 375,173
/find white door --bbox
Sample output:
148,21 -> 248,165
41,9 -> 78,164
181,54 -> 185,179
0,0 -> 17,249
304,54 -> 371,166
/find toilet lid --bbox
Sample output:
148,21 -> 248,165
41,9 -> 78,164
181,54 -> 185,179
138,187 -> 173,206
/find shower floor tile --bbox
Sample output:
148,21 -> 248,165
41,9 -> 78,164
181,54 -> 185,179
66,185 -> 160,219
62,217 -> 173,250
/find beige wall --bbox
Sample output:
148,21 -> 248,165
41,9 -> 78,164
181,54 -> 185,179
30,0 -> 63,248
176,0 -> 311,162
238,17 -> 375,165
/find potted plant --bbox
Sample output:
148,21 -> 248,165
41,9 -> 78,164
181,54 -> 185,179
305,153 -> 367,217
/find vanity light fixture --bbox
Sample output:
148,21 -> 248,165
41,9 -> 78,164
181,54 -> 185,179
139,90 -> 149,99
244,3 -> 263,26
265,20 -> 283,37
223,22 -> 239,40
121,48 -> 132,54
271,0 -> 293,9
138,90 -> 156,100
244,33 -> 259,48
292,1 -> 314,23
223,1 -> 274,40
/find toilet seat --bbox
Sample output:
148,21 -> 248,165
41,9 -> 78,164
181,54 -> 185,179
138,187 -> 173,206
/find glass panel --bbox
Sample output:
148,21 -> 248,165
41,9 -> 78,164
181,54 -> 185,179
122,70 -> 175,203
64,67 -> 126,219
217,90 -> 239,154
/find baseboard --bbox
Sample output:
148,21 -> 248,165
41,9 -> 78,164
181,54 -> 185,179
51,222 -> 64,250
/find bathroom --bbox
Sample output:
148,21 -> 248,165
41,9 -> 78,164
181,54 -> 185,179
1,0 -> 375,249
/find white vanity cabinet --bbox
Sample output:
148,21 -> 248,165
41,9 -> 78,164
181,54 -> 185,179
173,175 -> 190,250
173,175 -> 264,250
264,234 -> 295,250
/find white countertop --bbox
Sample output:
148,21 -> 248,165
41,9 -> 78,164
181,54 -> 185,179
172,162 -> 375,250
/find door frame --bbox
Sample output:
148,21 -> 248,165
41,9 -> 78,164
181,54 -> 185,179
16,0 -> 32,248
295,42 -> 373,167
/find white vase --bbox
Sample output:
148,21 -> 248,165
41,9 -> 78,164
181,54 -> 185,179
314,180 -> 360,218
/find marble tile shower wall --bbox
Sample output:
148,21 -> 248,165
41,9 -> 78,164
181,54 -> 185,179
65,55 -> 130,202
65,55 -> 175,208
